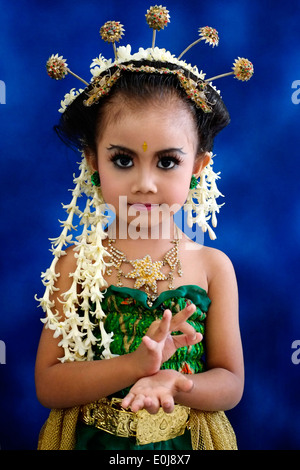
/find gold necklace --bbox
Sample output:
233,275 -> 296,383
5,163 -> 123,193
106,239 -> 183,307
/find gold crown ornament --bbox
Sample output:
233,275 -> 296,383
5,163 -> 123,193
38,6 -> 254,363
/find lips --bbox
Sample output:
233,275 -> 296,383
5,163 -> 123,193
129,203 -> 158,211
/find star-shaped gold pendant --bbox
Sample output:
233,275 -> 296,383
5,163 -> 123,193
126,255 -> 167,294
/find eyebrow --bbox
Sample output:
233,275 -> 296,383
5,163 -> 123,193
107,144 -> 187,155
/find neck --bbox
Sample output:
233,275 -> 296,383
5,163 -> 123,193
106,217 -> 179,244
106,225 -> 183,306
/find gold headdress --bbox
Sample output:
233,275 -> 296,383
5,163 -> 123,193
38,6 -> 254,362
46,4 -> 253,113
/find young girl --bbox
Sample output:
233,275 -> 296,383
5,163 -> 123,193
35,7 -> 253,451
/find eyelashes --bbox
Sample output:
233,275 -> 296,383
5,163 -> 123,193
109,153 -> 133,168
109,152 -> 184,170
157,155 -> 184,169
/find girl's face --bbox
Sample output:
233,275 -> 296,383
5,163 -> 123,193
91,98 -> 208,236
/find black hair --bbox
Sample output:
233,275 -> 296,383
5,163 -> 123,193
55,60 -> 230,155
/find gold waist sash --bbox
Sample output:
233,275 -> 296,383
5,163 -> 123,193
38,400 -> 237,450
80,397 -> 190,445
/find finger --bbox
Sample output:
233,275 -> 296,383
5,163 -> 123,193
142,335 -> 158,351
170,304 -> 196,332
147,309 -> 172,342
176,375 -> 194,393
144,396 -> 160,415
174,321 -> 198,338
121,393 -> 135,410
161,395 -> 175,413
157,309 -> 172,338
130,394 -> 146,413
173,332 -> 202,349
186,331 -> 202,344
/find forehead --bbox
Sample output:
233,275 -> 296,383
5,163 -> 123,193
97,97 -> 198,148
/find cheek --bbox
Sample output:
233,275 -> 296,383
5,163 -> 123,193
99,172 -> 129,212
164,180 -> 190,207
179,185 -> 191,204
97,161 -> 114,194
100,178 -> 118,201
168,166 -> 193,197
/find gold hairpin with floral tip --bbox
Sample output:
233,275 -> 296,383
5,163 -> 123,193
100,21 -> 125,59
46,53 -> 89,86
46,5 -> 254,115
145,5 -> 170,48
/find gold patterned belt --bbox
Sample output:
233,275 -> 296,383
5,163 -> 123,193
80,397 -> 190,446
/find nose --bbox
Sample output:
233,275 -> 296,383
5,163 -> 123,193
131,168 -> 158,194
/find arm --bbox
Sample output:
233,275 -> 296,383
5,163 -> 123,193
35,248 -> 142,409
35,311 -> 200,409
177,249 -> 243,411
122,249 -> 244,413
35,247 -> 201,409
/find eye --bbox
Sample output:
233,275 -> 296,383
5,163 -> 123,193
111,154 -> 133,168
157,156 -> 181,170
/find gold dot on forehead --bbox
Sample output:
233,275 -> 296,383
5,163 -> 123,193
142,142 -> 148,152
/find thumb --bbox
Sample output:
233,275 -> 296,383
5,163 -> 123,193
142,335 -> 157,351
176,375 -> 194,393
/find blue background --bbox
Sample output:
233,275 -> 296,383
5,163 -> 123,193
0,0 -> 300,450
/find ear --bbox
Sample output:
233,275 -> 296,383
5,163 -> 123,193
193,151 -> 211,178
84,149 -> 98,172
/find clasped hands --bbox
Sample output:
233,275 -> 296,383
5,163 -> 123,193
122,304 -> 202,414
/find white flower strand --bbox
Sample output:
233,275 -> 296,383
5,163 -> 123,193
76,179 -> 116,359
36,156 -> 114,362
59,88 -> 84,113
185,155 -> 224,240
90,45 -> 206,80
36,164 -> 85,330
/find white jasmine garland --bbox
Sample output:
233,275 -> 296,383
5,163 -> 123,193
184,155 -> 224,241
113,44 -> 132,62
88,45 -> 206,83
36,156 -> 115,362
59,88 -> 84,113
90,53 -> 113,69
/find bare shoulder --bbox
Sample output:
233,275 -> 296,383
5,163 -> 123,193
181,232 -> 235,279
178,232 -> 236,291
199,246 -> 236,281
199,246 -> 238,306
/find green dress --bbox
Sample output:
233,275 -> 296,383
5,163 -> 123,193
75,284 -> 211,450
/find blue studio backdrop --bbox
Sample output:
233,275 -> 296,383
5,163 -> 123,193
0,0 -> 300,450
